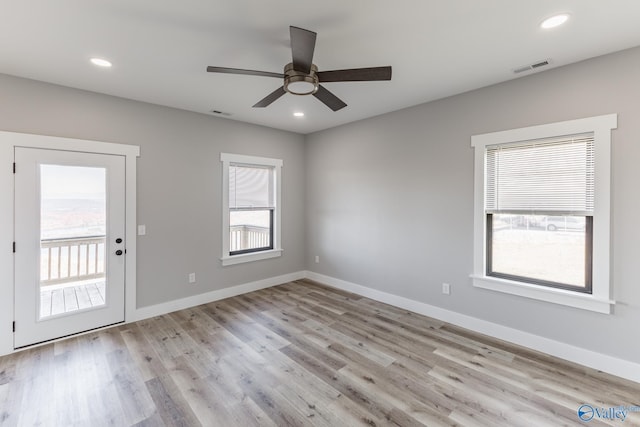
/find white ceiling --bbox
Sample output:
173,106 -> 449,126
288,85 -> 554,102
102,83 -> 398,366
1,1 -> 640,134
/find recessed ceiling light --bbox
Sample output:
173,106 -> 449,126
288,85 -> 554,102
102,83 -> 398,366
90,58 -> 112,68
541,14 -> 570,29
293,112 -> 305,117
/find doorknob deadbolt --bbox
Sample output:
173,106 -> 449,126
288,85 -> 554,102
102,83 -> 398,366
115,238 -> 123,244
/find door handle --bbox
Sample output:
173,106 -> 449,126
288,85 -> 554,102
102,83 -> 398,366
115,250 -> 123,256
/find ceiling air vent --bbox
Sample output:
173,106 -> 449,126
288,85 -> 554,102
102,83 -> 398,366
209,109 -> 232,116
513,59 -> 552,74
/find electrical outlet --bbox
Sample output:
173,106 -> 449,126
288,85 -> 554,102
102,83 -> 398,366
315,255 -> 320,263
188,273 -> 196,284
442,283 -> 451,295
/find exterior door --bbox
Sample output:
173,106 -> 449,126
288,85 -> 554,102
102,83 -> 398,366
14,147 -> 126,348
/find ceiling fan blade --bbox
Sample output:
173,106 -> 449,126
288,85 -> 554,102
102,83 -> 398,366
317,66 -> 392,82
253,86 -> 287,108
290,26 -> 316,74
207,66 -> 284,79
313,85 -> 347,111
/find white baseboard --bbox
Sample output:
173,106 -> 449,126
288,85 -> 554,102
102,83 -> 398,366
130,271 -> 306,322
305,271 -> 640,384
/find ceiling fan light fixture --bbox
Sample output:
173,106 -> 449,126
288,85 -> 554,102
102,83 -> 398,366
286,78 -> 318,95
284,63 -> 319,95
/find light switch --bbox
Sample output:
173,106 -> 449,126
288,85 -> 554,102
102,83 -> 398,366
138,224 -> 146,235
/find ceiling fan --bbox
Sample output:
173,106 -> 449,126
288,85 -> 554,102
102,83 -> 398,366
206,26 -> 392,111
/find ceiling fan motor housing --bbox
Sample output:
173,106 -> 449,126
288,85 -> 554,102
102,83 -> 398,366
284,63 -> 319,95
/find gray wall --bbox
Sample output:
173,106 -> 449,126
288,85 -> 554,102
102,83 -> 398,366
2,46 -> 639,363
0,74 -> 306,308
305,46 -> 640,363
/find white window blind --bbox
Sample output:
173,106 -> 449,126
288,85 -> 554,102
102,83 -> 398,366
485,133 -> 594,214
229,164 -> 274,209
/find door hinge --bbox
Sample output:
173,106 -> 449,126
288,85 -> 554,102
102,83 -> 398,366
12,322 -> 15,332
12,242 -> 15,253
13,162 -> 16,174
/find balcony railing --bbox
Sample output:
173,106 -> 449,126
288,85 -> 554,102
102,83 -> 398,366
40,236 -> 105,286
230,225 -> 270,252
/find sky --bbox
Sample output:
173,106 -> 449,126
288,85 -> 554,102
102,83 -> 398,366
40,164 -> 106,200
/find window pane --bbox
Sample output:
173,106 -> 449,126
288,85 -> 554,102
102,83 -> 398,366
230,210 -> 272,253
490,214 -> 588,288
229,165 -> 273,208
486,135 -> 594,212
40,165 -> 106,239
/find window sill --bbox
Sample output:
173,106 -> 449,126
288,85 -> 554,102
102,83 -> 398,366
221,249 -> 282,266
471,274 -> 614,314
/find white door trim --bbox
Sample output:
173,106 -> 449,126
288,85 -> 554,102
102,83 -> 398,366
0,131 -> 139,355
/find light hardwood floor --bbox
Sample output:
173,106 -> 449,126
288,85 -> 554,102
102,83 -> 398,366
1,279 -> 638,426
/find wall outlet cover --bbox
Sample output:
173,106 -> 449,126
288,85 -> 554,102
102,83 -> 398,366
442,283 -> 451,295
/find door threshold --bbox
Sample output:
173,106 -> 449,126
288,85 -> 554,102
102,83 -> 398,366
14,320 -> 125,351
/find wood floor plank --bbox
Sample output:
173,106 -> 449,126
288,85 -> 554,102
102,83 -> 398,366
0,383 -> 10,424
136,315 -> 197,370
2,279 -> 639,426
329,312 -> 440,369
105,346 -> 157,425
302,318 -> 396,367
120,324 -> 168,382
329,342 -> 455,422
225,395 -> 279,427
239,374 -> 316,426
280,343 -> 417,425
77,332 -> 129,426
145,374 -> 202,427
53,338 -> 93,426
166,355 -> 235,426
16,347 -> 55,426
131,412 -> 167,427
258,311 -> 349,371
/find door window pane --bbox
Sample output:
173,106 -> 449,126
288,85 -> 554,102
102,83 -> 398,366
39,165 -> 107,319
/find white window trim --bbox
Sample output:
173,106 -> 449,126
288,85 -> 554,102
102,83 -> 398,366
470,114 -> 617,314
220,153 -> 283,266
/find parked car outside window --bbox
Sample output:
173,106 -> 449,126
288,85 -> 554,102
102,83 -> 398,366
543,215 -> 586,231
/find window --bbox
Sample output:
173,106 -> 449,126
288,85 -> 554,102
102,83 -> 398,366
220,153 -> 282,266
471,114 -> 616,313
485,135 -> 594,292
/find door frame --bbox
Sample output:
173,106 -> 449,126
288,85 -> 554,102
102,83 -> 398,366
0,131 -> 139,355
